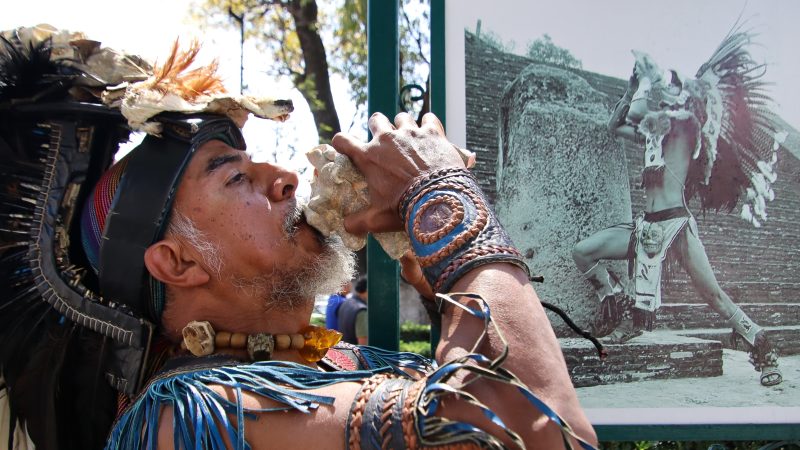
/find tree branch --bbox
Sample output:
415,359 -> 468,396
285,0 -> 341,143
401,6 -> 429,66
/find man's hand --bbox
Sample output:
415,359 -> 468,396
331,112 -> 465,236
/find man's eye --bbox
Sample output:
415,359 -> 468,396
226,172 -> 247,186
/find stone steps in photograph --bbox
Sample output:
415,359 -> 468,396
670,325 -> 800,356
662,277 -> 800,305
660,281 -> 800,305
655,302 -> 800,330
560,331 -> 722,388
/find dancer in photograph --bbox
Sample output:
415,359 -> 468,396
573,27 -> 786,386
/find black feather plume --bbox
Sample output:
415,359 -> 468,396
0,33 -> 78,104
0,118 -> 119,449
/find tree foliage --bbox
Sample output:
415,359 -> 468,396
192,0 -> 430,143
526,34 -> 582,69
474,20 -> 515,53
331,0 -> 368,118
193,0 -> 341,142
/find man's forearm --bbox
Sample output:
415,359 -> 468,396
396,162 -> 595,438
327,111 -> 597,448
435,263 -> 597,446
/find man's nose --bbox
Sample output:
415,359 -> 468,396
257,162 -> 299,202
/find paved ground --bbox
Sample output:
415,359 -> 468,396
577,349 -> 799,408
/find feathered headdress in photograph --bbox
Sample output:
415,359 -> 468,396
686,27 -> 787,227
632,25 -> 787,227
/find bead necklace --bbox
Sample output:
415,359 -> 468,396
181,320 -> 342,363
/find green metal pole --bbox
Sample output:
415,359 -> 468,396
366,0 -> 400,351
428,0 -> 445,350
430,0 -> 445,127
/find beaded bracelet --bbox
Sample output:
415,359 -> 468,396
399,167 -> 529,293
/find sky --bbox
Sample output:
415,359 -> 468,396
445,0 -> 800,147
1,0 -> 361,197
6,1 -> 797,167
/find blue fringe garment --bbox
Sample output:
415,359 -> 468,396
106,295 -> 597,450
106,347 -> 432,450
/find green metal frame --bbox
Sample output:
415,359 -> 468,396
428,0 -> 446,349
366,0 -> 400,351
430,0 -> 446,128
365,0 -> 446,353
426,0 -> 800,442
595,424 -> 800,441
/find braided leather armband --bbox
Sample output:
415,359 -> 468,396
399,168 -> 529,293
347,374 -> 424,450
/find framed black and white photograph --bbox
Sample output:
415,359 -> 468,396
438,0 -> 800,437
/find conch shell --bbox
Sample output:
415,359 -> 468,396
303,145 -> 411,259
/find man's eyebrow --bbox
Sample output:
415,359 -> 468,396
205,153 -> 243,175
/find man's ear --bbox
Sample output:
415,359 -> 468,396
144,239 -> 210,287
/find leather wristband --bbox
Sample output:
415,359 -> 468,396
399,167 -> 530,293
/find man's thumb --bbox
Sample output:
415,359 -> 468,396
343,209 -> 402,236
343,209 -> 371,236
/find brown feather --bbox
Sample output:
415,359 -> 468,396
147,39 -> 225,101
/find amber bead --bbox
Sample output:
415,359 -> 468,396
297,325 -> 342,362
230,332 -> 247,349
216,331 -> 232,348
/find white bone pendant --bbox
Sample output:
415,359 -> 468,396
182,320 -> 216,356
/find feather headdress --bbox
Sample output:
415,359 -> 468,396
683,26 -> 787,227
0,25 -> 294,450
105,38 -> 293,134
0,28 -> 132,449
0,24 -> 151,104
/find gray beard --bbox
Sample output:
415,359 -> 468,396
231,236 -> 356,312
231,203 -> 356,313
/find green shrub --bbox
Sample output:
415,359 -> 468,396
399,340 -> 432,358
310,314 -> 325,328
400,321 -> 430,342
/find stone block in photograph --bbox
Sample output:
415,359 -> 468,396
495,64 -> 631,332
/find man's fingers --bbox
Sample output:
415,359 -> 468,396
399,251 -> 423,284
420,113 -> 445,135
331,132 -> 364,163
455,146 -> 476,169
368,113 -> 395,138
394,112 -> 418,130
